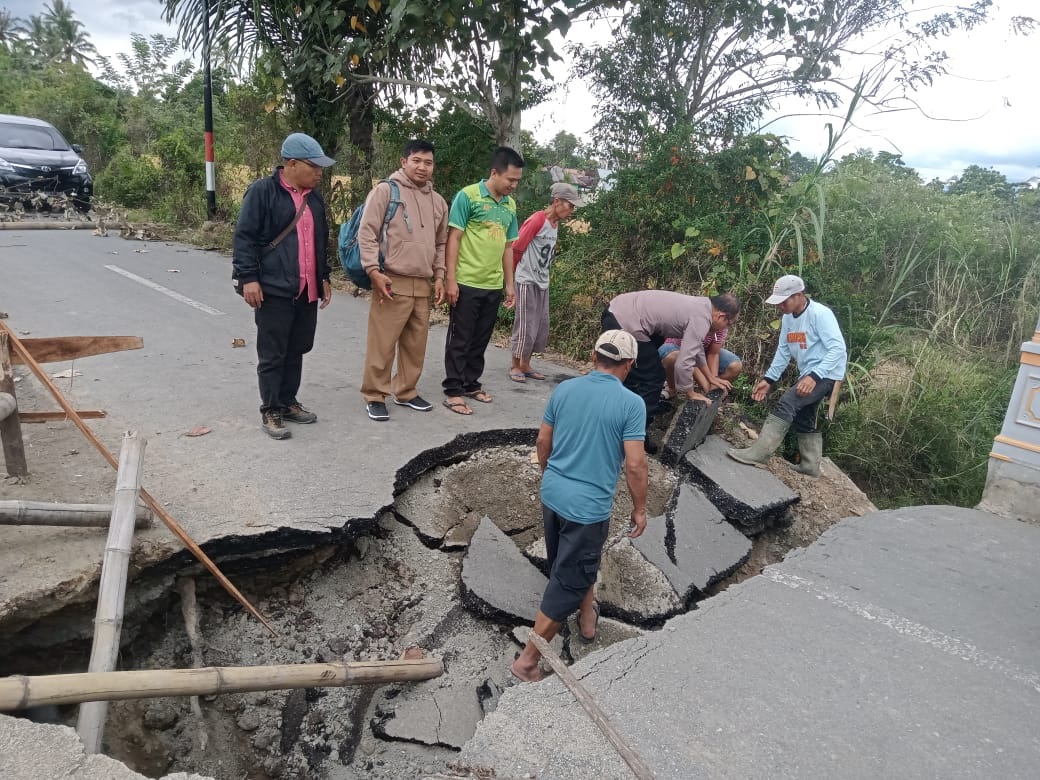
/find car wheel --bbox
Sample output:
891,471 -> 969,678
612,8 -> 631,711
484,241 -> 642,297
74,196 -> 91,214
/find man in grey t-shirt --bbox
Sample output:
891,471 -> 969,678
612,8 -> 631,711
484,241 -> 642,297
508,182 -> 580,382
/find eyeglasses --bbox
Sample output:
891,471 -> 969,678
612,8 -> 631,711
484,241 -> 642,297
294,159 -> 322,170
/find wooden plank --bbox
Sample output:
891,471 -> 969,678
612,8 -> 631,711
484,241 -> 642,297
11,336 -> 143,365
0,333 -> 27,476
0,658 -> 444,709
78,432 -> 146,753
826,379 -> 843,422
19,410 -> 107,422
0,320 -> 276,635
528,632 -> 655,780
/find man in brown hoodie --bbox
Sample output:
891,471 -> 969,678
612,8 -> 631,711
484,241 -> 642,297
359,139 -> 449,421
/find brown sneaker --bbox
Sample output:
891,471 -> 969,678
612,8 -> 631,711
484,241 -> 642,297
261,410 -> 291,439
284,403 -> 317,424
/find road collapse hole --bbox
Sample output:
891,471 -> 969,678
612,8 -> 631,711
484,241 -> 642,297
3,443 -> 681,780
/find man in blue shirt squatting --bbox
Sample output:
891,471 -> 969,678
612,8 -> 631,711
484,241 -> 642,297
511,330 -> 649,683
727,274 -> 847,477
441,146 -> 523,415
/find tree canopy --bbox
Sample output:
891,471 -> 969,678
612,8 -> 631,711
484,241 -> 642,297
574,0 -> 1036,163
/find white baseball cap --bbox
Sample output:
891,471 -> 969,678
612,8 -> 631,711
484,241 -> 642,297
595,330 -> 638,361
765,274 -> 805,304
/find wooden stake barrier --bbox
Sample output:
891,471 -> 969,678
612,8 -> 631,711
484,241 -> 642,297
0,658 -> 444,710
0,500 -> 151,527
0,320 -> 275,634
528,632 -> 654,780
0,332 -> 27,476
77,431 -> 145,753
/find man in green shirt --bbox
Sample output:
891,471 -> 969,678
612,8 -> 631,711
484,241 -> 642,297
441,146 -> 524,415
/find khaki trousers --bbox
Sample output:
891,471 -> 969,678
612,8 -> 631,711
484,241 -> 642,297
361,272 -> 433,402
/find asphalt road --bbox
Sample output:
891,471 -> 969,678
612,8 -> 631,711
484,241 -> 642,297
0,228 -> 574,611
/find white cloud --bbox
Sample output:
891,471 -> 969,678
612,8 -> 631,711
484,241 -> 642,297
4,1 -> 181,62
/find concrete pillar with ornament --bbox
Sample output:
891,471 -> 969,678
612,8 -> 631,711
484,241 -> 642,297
980,313 -> 1040,523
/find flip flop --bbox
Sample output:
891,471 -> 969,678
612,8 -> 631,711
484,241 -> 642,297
578,602 -> 600,643
509,372 -> 527,383
442,398 -> 473,415
524,370 -> 546,380
463,389 -> 493,403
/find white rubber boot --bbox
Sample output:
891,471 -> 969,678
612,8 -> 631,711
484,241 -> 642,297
727,415 -> 790,466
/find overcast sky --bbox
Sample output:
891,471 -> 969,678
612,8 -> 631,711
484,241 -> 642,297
5,0 -> 1037,183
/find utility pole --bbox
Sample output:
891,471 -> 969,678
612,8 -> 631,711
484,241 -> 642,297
203,0 -> 217,220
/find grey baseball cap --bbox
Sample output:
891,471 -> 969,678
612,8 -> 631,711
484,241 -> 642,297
280,133 -> 335,167
550,182 -> 580,205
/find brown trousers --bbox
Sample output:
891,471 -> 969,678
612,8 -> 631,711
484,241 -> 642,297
361,272 -> 433,402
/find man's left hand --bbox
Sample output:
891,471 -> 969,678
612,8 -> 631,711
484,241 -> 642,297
627,508 -> 647,539
320,280 -> 332,310
796,375 -> 817,397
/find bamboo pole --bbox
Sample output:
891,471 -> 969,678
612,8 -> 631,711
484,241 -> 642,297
0,500 -> 152,527
0,658 -> 444,710
0,321 -> 275,634
77,432 -> 146,753
0,332 -> 27,476
528,632 -> 654,780
0,221 -> 94,230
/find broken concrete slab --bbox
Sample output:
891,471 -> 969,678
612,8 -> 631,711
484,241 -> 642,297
393,449 -> 545,550
632,483 -> 751,601
372,684 -> 484,749
565,615 -> 645,664
681,435 -> 798,534
460,517 -> 548,624
597,538 -> 683,623
460,506 -> 1040,779
659,390 -> 724,467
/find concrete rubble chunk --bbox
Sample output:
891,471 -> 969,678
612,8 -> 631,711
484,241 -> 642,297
0,713 -> 213,780
460,516 -> 548,623
659,390 -> 724,467
523,537 -> 548,573
565,615 -> 645,664
682,435 -> 798,533
372,685 -> 484,749
597,539 -> 683,623
632,483 -> 751,600
393,471 -> 459,546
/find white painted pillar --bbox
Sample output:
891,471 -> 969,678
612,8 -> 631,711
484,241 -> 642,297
980,314 -> 1040,523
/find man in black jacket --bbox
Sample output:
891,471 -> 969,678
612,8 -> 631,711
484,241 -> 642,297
233,133 -> 334,439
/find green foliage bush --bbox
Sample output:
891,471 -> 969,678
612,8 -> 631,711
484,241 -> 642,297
546,130 -> 1034,509
95,149 -> 163,208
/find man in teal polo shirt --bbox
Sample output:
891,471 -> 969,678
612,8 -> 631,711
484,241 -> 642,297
441,146 -> 524,415
511,330 -> 648,682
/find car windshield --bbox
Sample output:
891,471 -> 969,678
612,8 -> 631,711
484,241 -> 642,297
0,122 -> 71,151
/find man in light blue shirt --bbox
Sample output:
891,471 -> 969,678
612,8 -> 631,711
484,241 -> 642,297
728,274 -> 847,477
511,330 -> 648,682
